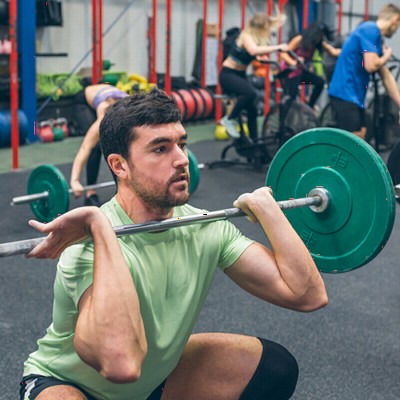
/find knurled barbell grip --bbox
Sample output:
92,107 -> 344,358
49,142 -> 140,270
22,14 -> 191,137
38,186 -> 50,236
0,193 -> 324,258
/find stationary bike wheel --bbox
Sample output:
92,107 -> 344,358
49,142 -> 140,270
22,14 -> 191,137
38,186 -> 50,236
261,104 -> 295,161
318,102 -> 338,128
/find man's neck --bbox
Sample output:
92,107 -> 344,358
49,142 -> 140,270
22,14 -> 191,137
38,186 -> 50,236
376,18 -> 388,35
115,189 -> 174,224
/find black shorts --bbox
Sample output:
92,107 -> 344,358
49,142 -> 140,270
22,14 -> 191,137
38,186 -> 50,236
329,96 -> 366,132
20,374 -> 166,400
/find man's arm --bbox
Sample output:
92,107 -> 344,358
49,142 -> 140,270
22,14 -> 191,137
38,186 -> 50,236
224,187 -> 328,312
27,207 -> 148,383
363,46 -> 393,73
379,65 -> 400,108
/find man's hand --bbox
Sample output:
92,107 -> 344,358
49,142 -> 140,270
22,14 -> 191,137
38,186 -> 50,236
382,46 -> 393,61
233,187 -> 275,223
26,207 -> 107,259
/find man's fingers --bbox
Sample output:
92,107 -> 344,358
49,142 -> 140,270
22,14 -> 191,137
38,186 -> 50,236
28,220 -> 53,233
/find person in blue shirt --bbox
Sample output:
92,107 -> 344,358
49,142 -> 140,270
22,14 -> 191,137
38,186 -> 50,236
328,3 -> 400,139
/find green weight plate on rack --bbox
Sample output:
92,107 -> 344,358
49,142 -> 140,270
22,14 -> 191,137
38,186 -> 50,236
27,164 -> 70,222
266,128 -> 396,273
188,148 -> 200,194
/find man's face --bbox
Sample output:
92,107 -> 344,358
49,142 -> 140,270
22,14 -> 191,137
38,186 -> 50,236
384,16 -> 400,38
126,122 -> 190,209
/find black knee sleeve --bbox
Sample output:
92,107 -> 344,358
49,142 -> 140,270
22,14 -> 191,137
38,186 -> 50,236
239,338 -> 299,400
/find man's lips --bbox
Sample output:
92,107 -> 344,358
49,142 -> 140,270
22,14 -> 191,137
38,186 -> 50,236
170,173 -> 189,183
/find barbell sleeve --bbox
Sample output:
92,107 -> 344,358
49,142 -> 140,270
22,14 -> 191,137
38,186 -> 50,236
0,192 -> 324,258
10,181 -> 117,206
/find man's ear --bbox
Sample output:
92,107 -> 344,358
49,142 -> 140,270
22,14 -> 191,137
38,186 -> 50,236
108,153 -> 129,180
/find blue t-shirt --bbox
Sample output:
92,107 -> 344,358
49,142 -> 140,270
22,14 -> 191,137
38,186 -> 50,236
328,21 -> 382,108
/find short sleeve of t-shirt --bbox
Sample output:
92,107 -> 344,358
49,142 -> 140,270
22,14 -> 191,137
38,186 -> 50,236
358,22 -> 382,55
216,219 -> 254,270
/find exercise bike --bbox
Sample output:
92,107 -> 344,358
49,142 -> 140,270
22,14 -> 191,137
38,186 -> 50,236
209,50 -> 319,169
260,51 -> 319,161
208,93 -> 271,170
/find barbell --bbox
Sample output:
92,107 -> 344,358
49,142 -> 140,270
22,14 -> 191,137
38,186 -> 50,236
10,148 -> 203,222
1,128 -> 396,275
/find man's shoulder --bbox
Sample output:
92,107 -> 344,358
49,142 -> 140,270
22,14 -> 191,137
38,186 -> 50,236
356,21 -> 379,36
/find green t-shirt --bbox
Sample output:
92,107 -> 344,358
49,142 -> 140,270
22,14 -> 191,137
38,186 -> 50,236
23,196 -> 254,400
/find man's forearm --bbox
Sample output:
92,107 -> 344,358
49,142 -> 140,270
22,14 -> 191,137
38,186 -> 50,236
251,199 -> 325,302
75,215 -> 147,382
382,68 -> 400,108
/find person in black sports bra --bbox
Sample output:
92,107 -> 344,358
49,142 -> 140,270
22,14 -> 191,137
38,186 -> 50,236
219,12 -> 288,141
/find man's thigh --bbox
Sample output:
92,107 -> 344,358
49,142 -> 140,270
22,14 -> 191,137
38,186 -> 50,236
162,333 -> 262,400
20,375 -> 94,400
330,96 -> 366,132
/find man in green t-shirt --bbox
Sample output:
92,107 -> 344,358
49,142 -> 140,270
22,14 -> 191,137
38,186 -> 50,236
20,89 -> 328,400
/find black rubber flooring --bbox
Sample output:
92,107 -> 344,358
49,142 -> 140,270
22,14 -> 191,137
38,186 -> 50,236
0,139 -> 399,400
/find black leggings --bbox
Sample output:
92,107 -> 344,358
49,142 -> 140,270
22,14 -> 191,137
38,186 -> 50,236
285,70 -> 324,108
219,67 -> 258,141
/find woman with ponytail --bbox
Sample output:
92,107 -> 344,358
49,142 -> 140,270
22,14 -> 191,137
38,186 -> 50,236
219,12 -> 288,141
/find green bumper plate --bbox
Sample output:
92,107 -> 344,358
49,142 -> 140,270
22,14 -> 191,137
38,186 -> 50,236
28,164 -> 70,222
266,128 -> 396,273
188,148 -> 200,194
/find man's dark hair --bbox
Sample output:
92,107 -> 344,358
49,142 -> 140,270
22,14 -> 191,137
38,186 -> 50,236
100,88 -> 182,183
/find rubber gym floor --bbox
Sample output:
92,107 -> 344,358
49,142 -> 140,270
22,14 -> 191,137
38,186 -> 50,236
0,121 -> 399,400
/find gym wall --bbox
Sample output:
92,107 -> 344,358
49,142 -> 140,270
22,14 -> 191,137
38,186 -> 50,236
35,0 -> 400,81
35,0 -> 282,80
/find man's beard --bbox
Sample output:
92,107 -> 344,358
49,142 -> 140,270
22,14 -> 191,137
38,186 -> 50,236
129,167 -> 190,209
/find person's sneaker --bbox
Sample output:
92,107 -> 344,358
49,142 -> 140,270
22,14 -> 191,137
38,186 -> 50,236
84,194 -> 100,207
220,115 -> 240,139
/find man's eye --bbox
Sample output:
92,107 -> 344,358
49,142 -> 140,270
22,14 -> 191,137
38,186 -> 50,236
155,146 -> 166,153
179,143 -> 187,150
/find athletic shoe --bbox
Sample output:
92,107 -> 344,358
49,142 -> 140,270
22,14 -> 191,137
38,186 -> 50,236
84,194 -> 100,207
220,116 -> 240,139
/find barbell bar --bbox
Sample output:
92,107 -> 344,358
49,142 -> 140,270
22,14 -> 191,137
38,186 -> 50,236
1,128 -> 397,274
0,188 -> 326,258
10,149 -> 204,222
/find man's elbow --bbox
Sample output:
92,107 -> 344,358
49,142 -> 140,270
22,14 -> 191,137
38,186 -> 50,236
100,358 -> 144,384
75,337 -> 147,384
299,292 -> 328,313
364,62 -> 381,74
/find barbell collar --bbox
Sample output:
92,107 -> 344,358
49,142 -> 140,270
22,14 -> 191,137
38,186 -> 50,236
395,184 -> 400,200
0,192 -> 324,258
